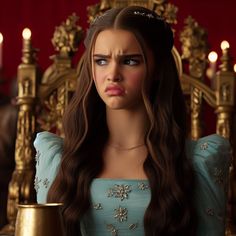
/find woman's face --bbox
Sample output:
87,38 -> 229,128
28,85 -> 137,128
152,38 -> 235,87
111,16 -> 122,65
92,29 -> 150,110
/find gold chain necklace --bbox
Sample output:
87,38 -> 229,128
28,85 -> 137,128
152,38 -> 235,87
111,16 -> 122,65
107,143 -> 145,151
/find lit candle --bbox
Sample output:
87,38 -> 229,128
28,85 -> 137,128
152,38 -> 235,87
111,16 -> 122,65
22,28 -> 31,51
220,40 -> 230,51
0,32 -> 3,69
208,51 -> 218,63
207,51 -> 218,80
22,28 -> 31,40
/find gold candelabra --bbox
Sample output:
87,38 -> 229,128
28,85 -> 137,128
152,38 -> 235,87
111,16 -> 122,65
0,28 -> 39,235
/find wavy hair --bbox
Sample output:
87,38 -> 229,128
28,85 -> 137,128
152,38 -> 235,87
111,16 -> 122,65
47,6 -> 196,235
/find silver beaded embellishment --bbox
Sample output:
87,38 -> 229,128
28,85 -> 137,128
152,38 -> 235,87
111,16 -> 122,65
34,177 -> 41,193
106,224 -> 118,236
200,142 -> 209,150
133,11 -> 163,20
114,206 -> 128,222
107,184 -> 131,201
138,182 -> 149,190
43,178 -> 50,188
129,222 -> 139,230
35,150 -> 40,166
93,203 -> 103,210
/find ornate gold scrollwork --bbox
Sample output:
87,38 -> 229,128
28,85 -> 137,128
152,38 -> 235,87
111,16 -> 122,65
180,16 -> 209,79
215,48 -> 235,139
87,0 -> 178,25
0,14 -> 82,235
0,56 -> 38,234
38,14 -> 82,136
52,13 -> 83,57
180,16 -> 209,140
190,87 -> 203,140
180,14 -> 235,234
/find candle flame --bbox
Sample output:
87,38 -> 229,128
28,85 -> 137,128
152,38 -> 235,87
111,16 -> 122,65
221,40 -> 230,50
234,64 -> 236,73
22,28 -> 31,40
0,33 -> 3,44
208,51 -> 218,63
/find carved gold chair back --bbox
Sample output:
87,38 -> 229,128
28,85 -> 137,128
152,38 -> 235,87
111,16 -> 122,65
0,0 -> 235,235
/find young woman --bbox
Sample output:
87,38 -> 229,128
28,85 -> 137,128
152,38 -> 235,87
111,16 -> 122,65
34,6 -> 231,236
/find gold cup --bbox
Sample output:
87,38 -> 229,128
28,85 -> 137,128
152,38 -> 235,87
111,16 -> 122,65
15,203 -> 65,236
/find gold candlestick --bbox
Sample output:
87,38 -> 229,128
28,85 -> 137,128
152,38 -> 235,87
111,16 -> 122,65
21,28 -> 36,64
219,40 -> 232,72
0,27 -> 39,235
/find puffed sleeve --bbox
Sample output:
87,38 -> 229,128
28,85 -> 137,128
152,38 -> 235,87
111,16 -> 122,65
33,131 -> 63,203
187,134 -> 232,236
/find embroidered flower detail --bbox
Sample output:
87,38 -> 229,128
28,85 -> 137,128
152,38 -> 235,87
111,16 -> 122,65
200,142 -> 209,150
107,184 -> 131,201
34,177 -> 41,193
213,167 -> 224,185
138,182 -> 149,190
129,222 -> 139,230
205,208 -> 214,216
205,208 -> 224,221
106,224 -> 118,236
35,150 -> 40,166
114,206 -> 128,222
43,178 -> 50,188
93,203 -> 103,210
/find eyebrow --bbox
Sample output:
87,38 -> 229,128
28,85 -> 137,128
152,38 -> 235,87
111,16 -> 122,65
93,54 -> 143,58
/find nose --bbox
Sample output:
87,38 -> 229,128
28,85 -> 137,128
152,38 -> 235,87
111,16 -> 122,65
107,62 -> 122,82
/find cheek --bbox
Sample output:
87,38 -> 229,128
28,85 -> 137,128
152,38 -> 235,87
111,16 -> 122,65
126,70 -> 145,89
93,74 -> 104,95
93,69 -> 100,82
93,68 -> 104,83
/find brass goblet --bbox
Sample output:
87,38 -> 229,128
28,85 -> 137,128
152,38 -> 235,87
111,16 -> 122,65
15,203 -> 65,236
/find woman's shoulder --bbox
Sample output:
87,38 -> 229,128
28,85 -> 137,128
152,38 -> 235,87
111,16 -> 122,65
34,131 -> 63,203
186,134 -> 231,168
186,134 -> 231,235
34,131 -> 63,171
34,131 -> 63,151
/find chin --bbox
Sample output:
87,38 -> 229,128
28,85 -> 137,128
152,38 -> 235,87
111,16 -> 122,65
107,104 -> 126,110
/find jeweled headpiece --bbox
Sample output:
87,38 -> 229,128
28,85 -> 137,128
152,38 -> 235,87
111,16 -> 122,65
133,11 -> 163,21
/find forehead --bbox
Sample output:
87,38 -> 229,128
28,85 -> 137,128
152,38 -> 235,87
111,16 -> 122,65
93,29 -> 142,54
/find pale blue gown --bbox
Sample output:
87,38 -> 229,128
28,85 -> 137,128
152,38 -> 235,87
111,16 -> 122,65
34,131 -> 231,236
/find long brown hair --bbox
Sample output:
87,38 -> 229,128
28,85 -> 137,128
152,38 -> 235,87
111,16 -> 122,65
48,6 -> 196,235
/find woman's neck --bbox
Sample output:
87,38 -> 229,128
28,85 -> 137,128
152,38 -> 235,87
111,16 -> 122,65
106,106 -> 149,148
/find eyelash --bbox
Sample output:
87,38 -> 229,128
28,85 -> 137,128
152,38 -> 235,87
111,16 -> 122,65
94,58 -> 140,66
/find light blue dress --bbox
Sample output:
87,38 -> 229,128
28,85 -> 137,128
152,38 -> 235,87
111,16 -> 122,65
34,131 -> 231,236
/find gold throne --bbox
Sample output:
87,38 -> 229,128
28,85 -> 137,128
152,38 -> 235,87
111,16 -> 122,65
1,0 -> 235,235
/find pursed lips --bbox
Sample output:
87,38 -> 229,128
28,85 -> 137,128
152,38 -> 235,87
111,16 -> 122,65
105,85 -> 125,96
